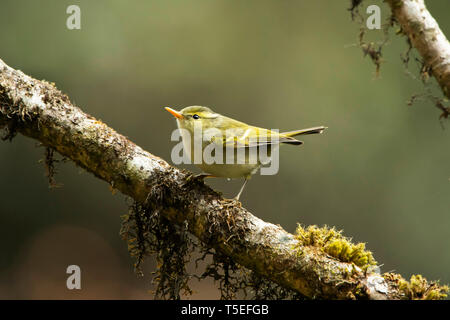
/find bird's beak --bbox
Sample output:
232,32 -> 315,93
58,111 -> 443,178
165,107 -> 184,119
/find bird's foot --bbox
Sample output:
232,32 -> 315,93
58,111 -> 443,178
184,173 -> 214,186
231,198 -> 242,207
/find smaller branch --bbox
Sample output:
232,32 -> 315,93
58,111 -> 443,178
386,0 -> 450,99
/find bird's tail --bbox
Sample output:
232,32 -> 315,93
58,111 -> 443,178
278,126 -> 326,145
281,126 -> 327,137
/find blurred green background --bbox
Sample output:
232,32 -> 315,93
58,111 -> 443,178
1,0 -> 449,299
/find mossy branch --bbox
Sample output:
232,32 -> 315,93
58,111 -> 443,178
0,58 -> 447,299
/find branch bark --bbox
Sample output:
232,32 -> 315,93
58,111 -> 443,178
386,0 -> 450,99
0,57 -> 445,299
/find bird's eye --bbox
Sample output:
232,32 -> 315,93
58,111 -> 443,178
192,114 -> 200,120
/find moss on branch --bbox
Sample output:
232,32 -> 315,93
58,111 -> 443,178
294,224 -> 376,271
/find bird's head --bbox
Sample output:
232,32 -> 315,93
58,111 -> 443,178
165,106 -> 220,132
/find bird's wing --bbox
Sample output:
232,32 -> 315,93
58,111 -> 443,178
209,125 -> 302,148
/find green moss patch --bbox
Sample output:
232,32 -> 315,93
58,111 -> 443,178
385,273 -> 448,300
294,224 -> 376,270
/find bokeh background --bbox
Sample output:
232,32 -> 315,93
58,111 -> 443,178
1,0 -> 449,299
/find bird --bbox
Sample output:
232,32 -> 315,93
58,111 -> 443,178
165,106 -> 326,200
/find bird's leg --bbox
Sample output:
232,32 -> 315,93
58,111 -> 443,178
234,178 -> 248,201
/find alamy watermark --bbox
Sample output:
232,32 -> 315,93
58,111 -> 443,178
366,5 -> 381,30
66,265 -> 81,290
66,5 -> 81,30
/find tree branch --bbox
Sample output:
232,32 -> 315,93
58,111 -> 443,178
387,0 -> 450,99
0,57 -> 447,299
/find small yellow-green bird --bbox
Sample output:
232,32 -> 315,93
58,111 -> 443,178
166,106 -> 326,200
